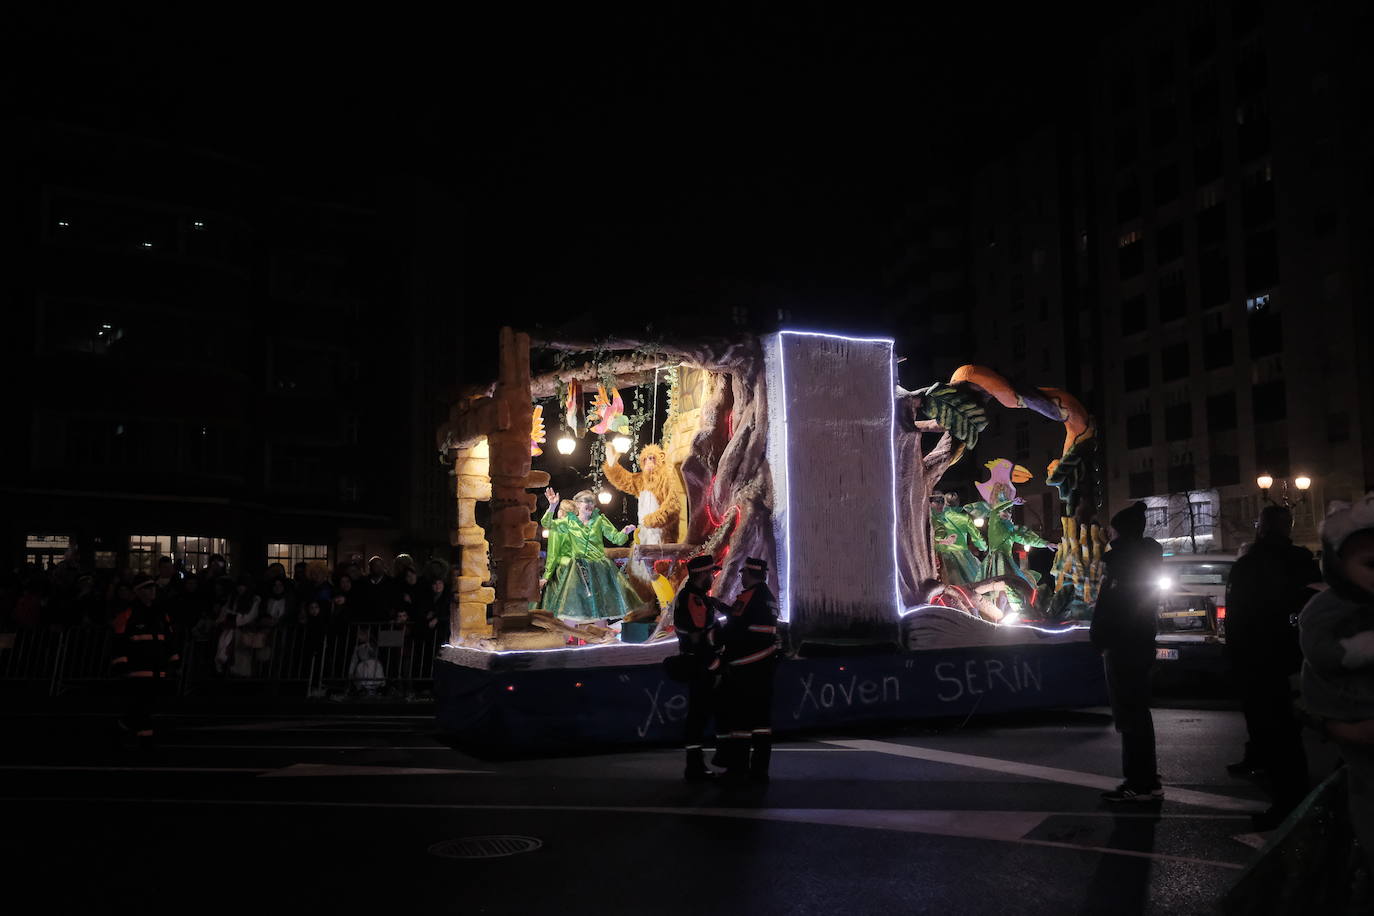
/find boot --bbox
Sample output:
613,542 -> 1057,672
718,736 -> 751,786
684,747 -> 713,782
749,733 -> 772,783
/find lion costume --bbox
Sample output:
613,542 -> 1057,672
604,444 -> 686,545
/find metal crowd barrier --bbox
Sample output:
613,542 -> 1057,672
0,622 -> 442,699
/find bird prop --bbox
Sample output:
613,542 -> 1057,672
564,380 -> 586,438
530,405 -> 546,457
590,384 -> 629,435
976,458 -> 1033,505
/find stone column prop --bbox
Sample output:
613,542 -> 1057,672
452,438 -> 495,640
488,327 -> 544,637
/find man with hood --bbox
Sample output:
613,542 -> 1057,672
1090,500 -> 1165,802
1224,504 -> 1322,828
1300,495 -> 1374,874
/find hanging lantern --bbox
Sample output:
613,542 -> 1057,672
556,436 -> 576,455
598,491 -> 612,505
611,435 -> 632,455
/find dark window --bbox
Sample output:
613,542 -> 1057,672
1189,22 -> 1216,64
1115,126 -> 1138,167
1154,163 -> 1180,205
1168,464 -> 1196,493
1114,74 -> 1137,110
1244,178 -> 1275,226
1249,309 -> 1282,356
1127,413 -> 1153,449
1231,0 -> 1263,34
1165,403 -> 1193,441
1151,103 -> 1178,146
1197,203 -> 1227,247
1129,470 -> 1156,499
1252,380 -> 1287,423
1209,453 -> 1240,486
1246,229 -> 1279,291
1236,50 -> 1268,96
1121,296 -> 1148,335
1161,343 -> 1190,380
1157,222 -> 1183,263
1118,239 -> 1144,278
1314,209 -> 1339,237
1124,354 -> 1150,391
1159,279 -> 1187,323
1191,77 -> 1219,123
1149,47 -> 1175,87
1194,136 -> 1223,181
1199,250 -> 1230,307
1328,412 -> 1350,444
1117,180 -> 1141,221
1146,505 -> 1168,529
1203,328 -> 1234,369
1238,106 -> 1271,160
1207,392 -> 1237,430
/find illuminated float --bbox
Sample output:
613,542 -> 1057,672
434,327 -> 1109,750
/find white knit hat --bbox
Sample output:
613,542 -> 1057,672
1320,492 -> 1374,554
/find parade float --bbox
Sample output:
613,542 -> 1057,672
433,327 -> 1110,750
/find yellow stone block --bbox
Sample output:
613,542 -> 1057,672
454,457 -> 490,478
472,586 -> 497,605
460,549 -> 490,581
457,475 -> 492,500
456,525 -> 488,548
525,470 -> 551,489
457,498 -> 476,527
456,575 -> 485,594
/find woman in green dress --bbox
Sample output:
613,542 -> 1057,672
539,488 -> 642,621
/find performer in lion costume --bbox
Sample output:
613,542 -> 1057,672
603,443 -> 686,545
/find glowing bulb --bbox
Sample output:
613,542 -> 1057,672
541,529 -> 550,538
1294,476 -> 1311,491
611,435 -> 632,454
973,517 -> 985,528
1002,612 -> 1020,626
598,491 -> 611,505
1256,475 -> 1273,490
556,436 -> 575,455
1157,576 -> 1173,591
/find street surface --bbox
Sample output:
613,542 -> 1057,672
1,700 -> 1336,915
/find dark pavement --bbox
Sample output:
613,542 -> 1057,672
1,701 -> 1339,915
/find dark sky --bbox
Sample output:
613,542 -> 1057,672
13,4 -> 1115,331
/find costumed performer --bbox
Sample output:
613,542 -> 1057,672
604,443 -> 683,545
539,487 -> 641,621
971,497 -> 1056,591
931,492 -> 986,586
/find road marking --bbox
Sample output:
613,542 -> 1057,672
0,765 -> 269,774
824,738 -> 1266,813
0,797 -> 1247,870
159,744 -> 454,750
259,763 -> 489,777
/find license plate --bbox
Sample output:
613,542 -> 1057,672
1155,648 -> 1179,661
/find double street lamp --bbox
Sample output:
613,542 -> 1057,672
1256,474 -> 1312,508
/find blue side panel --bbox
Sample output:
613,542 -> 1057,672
435,643 -> 1109,752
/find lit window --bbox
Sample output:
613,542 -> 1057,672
192,220 -> 206,229
141,242 -> 153,249
1118,230 -> 1142,248
56,220 -> 70,228
1246,293 -> 1272,313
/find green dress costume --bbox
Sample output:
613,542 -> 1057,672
540,507 -> 642,620
931,504 -> 986,586
970,499 -> 1052,590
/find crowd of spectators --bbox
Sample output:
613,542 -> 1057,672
0,548 -> 455,687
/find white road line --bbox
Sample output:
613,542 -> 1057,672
259,763 -> 489,777
0,797 -> 1248,870
824,738 -> 1266,813
0,765 -> 269,774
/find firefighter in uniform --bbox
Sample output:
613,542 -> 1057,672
112,574 -> 179,744
672,554 -> 724,781
715,556 -> 780,784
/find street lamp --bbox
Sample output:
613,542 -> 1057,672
1257,474 -> 1312,509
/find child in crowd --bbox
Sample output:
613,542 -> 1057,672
1300,494 -> 1374,875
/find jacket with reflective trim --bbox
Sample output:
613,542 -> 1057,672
111,603 -> 178,678
719,584 -> 778,666
672,582 -> 720,669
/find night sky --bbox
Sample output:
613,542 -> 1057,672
14,5 -> 1116,337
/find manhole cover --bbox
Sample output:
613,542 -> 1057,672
428,836 -> 543,859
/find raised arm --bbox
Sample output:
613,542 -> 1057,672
603,458 -> 642,497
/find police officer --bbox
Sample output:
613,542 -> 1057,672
673,554 -> 723,781
716,557 -> 780,784
112,574 -> 179,745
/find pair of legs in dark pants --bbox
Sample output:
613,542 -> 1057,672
1103,647 -> 1158,789
1237,667 -> 1309,812
683,667 -> 716,778
715,659 -> 776,780
123,678 -> 160,738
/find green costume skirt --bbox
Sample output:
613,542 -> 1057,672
543,558 -> 642,620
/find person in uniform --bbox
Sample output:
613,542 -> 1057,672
715,556 -> 780,784
672,554 -> 723,781
111,574 -> 180,745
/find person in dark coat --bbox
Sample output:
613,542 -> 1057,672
714,556 -> 781,784
111,575 -> 179,744
1225,505 -> 1323,828
1090,501 -> 1165,802
671,554 -> 724,781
